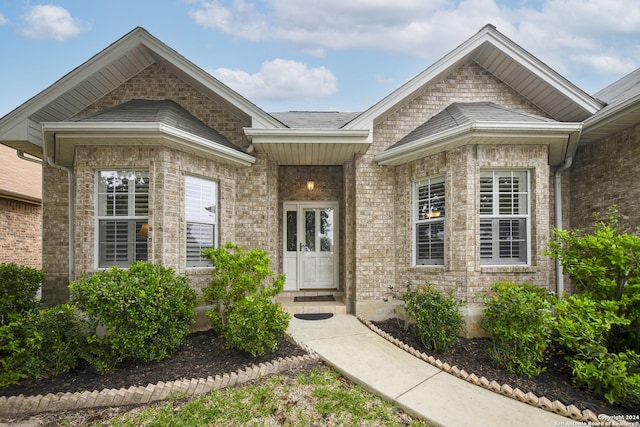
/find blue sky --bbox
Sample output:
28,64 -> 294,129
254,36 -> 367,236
1,0 -> 639,117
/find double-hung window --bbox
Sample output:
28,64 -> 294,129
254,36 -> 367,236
185,176 -> 217,267
479,170 -> 529,265
97,170 -> 149,268
414,176 -> 445,265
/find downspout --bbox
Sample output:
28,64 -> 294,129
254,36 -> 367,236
554,156 -> 573,298
45,135 -> 75,283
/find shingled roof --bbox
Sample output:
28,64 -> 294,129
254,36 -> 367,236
72,99 -> 242,152
270,111 -> 361,129
391,102 -> 554,149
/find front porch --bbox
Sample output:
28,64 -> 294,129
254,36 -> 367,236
276,290 -> 347,315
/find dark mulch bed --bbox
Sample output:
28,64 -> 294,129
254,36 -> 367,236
373,319 -> 633,417
0,329 -> 309,398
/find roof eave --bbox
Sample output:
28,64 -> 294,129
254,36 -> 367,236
375,121 -> 583,166
0,27 -> 285,151
581,93 -> 640,143
42,121 -> 256,168
345,25 -> 601,131
244,127 -> 371,165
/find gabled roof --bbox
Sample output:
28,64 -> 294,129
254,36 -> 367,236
0,27 -> 283,158
581,67 -> 640,144
375,102 -> 582,166
344,24 -> 602,131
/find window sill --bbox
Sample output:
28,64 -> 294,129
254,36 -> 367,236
480,265 -> 535,274
410,265 -> 446,271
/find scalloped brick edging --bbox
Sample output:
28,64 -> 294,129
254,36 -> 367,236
357,315 -> 613,425
0,337 -> 319,418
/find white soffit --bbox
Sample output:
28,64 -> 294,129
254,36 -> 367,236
245,128 -> 370,165
345,25 -> 602,131
0,27 -> 284,156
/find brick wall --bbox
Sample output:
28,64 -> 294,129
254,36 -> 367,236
353,60 -> 556,330
570,122 -> 640,232
0,198 -> 41,268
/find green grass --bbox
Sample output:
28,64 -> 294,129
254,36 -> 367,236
102,366 -> 431,426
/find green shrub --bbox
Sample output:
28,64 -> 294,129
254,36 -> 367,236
0,263 -> 44,325
554,294 -> 640,407
569,351 -> 640,408
202,243 -> 290,355
398,282 -> 465,353
481,282 -> 554,378
554,294 -> 628,359
546,206 -> 640,302
0,304 -> 85,386
69,262 -> 198,373
223,295 -> 291,356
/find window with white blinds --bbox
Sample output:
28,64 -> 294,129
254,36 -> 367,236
479,170 -> 529,265
185,176 -> 217,267
414,176 -> 445,265
97,170 -> 149,268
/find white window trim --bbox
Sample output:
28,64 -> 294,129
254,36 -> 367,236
185,175 -> 219,268
94,170 -> 149,269
413,176 -> 446,266
479,169 -> 531,266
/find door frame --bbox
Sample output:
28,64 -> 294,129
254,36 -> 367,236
283,201 -> 339,291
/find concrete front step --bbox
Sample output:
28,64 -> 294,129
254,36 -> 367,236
276,291 -> 347,315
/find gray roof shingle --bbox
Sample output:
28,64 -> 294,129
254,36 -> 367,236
594,68 -> 640,105
72,99 -> 242,152
390,102 -> 554,148
269,111 -> 361,129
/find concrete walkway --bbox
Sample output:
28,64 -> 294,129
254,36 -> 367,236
288,314 -> 571,427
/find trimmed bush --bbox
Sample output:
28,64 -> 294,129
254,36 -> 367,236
223,295 -> 291,356
481,282 -> 554,378
399,282 -> 465,353
69,262 -> 198,373
0,263 -> 44,325
202,243 -> 290,356
0,304 -> 85,386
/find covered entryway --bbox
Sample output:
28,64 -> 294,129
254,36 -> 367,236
283,201 -> 338,291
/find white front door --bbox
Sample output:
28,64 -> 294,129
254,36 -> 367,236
283,202 -> 338,290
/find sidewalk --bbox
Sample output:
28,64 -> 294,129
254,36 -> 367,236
288,314 -> 570,427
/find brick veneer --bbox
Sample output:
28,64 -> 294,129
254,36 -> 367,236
0,198 -> 41,268
570,122 -> 640,232
352,60 -> 556,334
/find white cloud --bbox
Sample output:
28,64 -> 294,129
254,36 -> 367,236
210,59 -> 337,101
189,0 -> 640,87
20,5 -> 84,41
0,13 -> 8,25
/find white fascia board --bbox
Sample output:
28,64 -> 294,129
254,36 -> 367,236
0,30 -> 152,130
482,32 -> 602,115
346,26 -> 600,130
244,128 -> 370,144
375,121 -> 582,165
139,34 -> 283,130
42,122 -> 256,167
582,93 -> 640,134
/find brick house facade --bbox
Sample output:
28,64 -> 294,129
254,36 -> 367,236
0,145 -> 42,269
1,25 -> 639,336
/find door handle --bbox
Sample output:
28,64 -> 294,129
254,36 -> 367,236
300,243 -> 304,252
